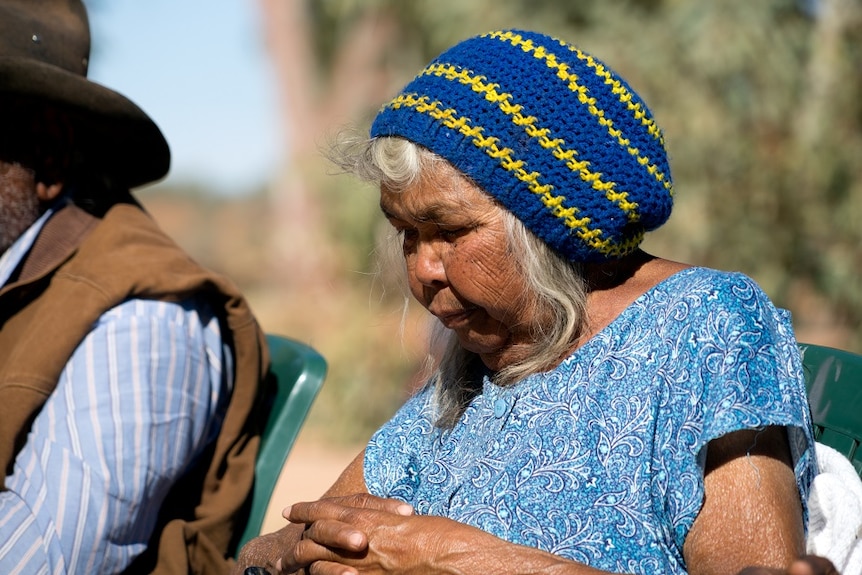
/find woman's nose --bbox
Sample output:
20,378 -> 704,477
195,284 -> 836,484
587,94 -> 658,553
412,239 -> 446,286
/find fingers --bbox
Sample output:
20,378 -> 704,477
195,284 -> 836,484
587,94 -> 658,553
285,501 -> 358,525
275,494 -> 413,575
282,493 -> 413,522
303,518 -> 367,552
307,560 -> 358,575
736,567 -> 784,575
281,534 -> 364,575
276,517 -> 367,574
234,529 -> 297,575
736,556 -> 839,575
334,493 -> 414,515
788,556 -> 840,575
282,497 -> 411,542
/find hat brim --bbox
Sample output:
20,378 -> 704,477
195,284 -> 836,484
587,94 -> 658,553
0,56 -> 170,189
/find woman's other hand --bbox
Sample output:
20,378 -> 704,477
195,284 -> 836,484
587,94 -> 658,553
737,555 -> 840,575
233,529 -> 298,575
281,493 -> 416,574
234,494 -> 411,575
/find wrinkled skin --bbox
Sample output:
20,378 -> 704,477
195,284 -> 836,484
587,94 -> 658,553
235,491 -> 838,575
233,168 -> 838,575
235,431 -> 837,575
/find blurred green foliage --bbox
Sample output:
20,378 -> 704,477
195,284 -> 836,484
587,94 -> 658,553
149,0 -> 862,445
311,0 -> 862,350
305,0 -> 862,441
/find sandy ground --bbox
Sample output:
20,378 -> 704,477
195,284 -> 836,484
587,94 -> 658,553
259,429 -> 363,534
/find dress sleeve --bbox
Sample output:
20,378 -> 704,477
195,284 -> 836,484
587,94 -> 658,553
658,270 -> 817,546
686,273 -> 813,455
0,297 -> 230,574
364,383 -> 438,502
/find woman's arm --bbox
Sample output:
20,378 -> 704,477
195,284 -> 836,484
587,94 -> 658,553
239,427 -> 823,575
684,426 -> 806,575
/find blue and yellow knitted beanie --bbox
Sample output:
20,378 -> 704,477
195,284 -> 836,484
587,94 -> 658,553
370,29 -> 674,263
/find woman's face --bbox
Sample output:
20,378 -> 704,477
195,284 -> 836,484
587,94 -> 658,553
380,164 -> 537,371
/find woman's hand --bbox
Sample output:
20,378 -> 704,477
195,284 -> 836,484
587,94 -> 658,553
280,494 -> 614,575
281,493 -> 420,575
234,528 -> 302,575
737,555 -> 840,575
283,494 -> 490,575
233,494 -> 412,575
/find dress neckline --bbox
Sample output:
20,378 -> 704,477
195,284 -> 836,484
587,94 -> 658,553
571,265 -> 705,362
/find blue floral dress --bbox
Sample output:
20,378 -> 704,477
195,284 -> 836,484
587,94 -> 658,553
365,267 -> 817,574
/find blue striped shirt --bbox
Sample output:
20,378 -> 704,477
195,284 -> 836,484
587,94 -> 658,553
0,206 -> 233,574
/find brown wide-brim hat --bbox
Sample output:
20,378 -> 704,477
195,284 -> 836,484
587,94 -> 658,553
0,0 -> 170,188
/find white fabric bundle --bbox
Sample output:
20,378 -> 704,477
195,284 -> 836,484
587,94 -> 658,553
807,442 -> 862,575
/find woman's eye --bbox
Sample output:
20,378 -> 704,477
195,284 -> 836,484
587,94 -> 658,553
438,227 -> 468,241
399,228 -> 418,249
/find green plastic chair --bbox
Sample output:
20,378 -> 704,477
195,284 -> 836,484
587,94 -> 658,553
800,343 -> 862,478
235,334 -> 327,552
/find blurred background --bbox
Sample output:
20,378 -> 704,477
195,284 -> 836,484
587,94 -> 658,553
83,0 -> 861,526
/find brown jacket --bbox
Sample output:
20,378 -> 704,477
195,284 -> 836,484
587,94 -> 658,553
0,199 -> 270,574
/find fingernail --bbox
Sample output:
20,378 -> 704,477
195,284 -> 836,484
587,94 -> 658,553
396,503 -> 414,516
281,505 -> 292,519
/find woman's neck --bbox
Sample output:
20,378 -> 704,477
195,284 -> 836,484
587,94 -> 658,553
580,251 -> 690,343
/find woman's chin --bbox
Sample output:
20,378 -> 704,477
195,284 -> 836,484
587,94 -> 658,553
459,340 -> 526,372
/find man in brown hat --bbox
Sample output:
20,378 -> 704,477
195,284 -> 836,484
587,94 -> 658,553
0,1 -> 271,573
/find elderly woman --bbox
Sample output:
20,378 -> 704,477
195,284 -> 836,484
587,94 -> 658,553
238,30 -> 828,575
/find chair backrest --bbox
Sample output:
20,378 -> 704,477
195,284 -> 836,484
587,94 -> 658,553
236,334 -> 327,552
800,343 -> 862,477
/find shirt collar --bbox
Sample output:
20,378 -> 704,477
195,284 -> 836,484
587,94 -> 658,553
0,202 -> 64,288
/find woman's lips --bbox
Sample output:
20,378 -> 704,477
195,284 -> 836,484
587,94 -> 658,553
435,308 -> 476,329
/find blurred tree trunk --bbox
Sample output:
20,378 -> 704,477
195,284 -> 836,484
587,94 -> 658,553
781,0 -> 860,342
255,0 -> 399,292
257,0 -> 332,290
792,0 -> 854,208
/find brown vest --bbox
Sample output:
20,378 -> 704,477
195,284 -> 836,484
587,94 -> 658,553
0,201 -> 271,574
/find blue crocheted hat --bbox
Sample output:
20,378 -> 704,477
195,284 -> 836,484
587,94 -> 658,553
370,30 -> 674,263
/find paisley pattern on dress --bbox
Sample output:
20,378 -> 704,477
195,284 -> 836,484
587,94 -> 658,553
365,267 -> 817,574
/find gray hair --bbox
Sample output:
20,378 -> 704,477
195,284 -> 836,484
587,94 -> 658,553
331,135 -> 589,428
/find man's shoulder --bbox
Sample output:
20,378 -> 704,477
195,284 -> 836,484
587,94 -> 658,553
62,202 -> 230,301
